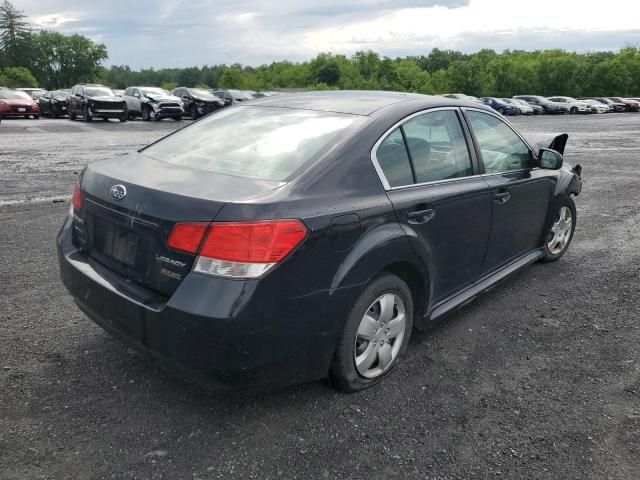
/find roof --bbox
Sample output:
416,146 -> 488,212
247,90 -> 442,116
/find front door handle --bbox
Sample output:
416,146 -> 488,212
493,190 -> 511,204
407,208 -> 435,224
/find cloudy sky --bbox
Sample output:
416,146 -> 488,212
17,0 -> 640,68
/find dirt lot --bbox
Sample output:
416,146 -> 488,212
1,114 -> 639,480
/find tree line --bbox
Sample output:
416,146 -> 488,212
1,0 -> 639,97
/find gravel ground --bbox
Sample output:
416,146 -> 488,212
1,114 -> 639,479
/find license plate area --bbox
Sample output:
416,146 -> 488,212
96,220 -> 138,267
85,200 -> 158,280
18,107 -> 26,112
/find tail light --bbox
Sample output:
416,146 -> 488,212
167,220 -> 308,279
72,182 -> 84,210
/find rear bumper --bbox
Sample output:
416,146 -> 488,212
57,216 -> 358,389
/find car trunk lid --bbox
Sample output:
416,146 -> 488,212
72,152 -> 283,297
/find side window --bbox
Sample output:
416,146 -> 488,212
466,110 -> 532,174
402,110 -> 474,183
376,128 -> 414,188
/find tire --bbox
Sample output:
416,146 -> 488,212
570,107 -> 578,114
142,104 -> 151,121
190,104 -> 199,120
52,104 -> 60,119
33,115 -> 39,119
329,273 -> 414,392
173,114 -> 183,121
542,196 -> 577,262
497,107 -> 505,114
119,113 -> 128,123
82,105 -> 92,122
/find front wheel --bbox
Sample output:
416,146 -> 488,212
142,105 -> 151,121
173,114 -> 183,121
82,106 -> 92,122
119,112 -> 128,123
542,197 -> 577,262
190,104 -> 200,119
329,273 -> 413,392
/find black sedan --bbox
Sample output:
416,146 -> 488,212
57,92 -> 582,392
39,89 -> 70,118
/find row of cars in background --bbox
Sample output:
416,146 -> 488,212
0,84 -> 280,122
2,85 -> 640,122
442,93 -> 640,115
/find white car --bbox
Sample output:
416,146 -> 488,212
547,96 -> 592,114
580,99 -> 612,114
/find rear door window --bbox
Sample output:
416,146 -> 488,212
376,128 -> 414,188
402,110 -> 474,183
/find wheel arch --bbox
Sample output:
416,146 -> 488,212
329,222 -> 431,329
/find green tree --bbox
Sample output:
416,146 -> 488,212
0,0 -> 30,67
218,67 -> 246,88
29,31 -> 107,88
0,66 -> 37,86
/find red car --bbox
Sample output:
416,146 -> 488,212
0,89 -> 40,119
608,97 -> 640,112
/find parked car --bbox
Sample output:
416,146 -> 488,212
68,84 -> 128,122
123,86 -> 184,121
58,91 -> 582,392
113,89 -> 125,97
39,89 -> 70,118
501,98 -> 534,115
580,99 -> 612,114
589,97 -> 626,112
513,95 -> 569,114
210,89 -> 254,106
547,96 -> 592,114
442,93 -> 483,104
608,97 -> 640,112
480,97 -> 519,115
512,98 -> 544,114
0,88 -> 39,118
170,87 -> 225,119
17,87 -> 47,100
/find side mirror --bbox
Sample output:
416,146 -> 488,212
538,148 -> 563,170
134,92 -> 140,98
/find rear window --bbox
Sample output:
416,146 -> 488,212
142,106 -> 363,181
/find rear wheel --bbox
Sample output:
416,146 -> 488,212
570,107 -> 578,114
542,197 -> 576,262
497,107 -> 505,114
329,273 -> 413,392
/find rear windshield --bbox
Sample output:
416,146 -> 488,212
142,106 -> 362,181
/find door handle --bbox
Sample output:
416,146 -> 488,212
407,208 -> 435,224
493,190 -> 511,204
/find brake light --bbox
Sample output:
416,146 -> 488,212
167,220 -> 308,279
72,182 -> 84,210
167,223 -> 208,254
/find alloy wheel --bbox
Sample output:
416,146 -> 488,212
354,293 -> 407,379
547,206 -> 573,255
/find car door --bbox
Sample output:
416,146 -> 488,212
463,108 -> 553,272
374,108 -> 492,302
131,88 -> 143,114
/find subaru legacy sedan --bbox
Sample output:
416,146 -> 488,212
57,91 -> 582,392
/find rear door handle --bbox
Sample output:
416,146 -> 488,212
493,190 -> 511,204
407,208 -> 435,224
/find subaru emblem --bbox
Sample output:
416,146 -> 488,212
109,184 -> 127,201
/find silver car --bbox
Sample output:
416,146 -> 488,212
123,86 -> 184,121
